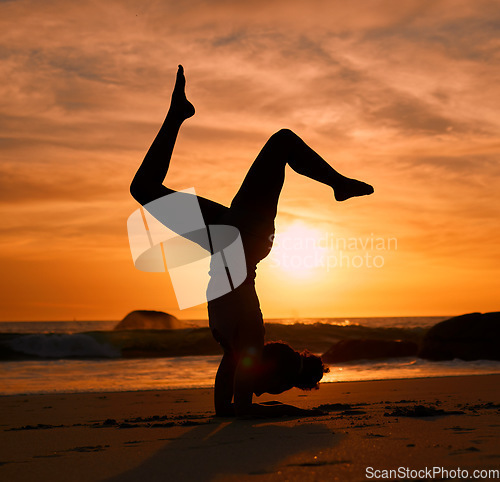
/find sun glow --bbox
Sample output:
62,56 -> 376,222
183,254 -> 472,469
269,223 -> 327,277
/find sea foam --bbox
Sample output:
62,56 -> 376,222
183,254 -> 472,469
7,333 -> 120,359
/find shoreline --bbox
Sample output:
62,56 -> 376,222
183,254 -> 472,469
2,370 -> 500,398
3,364 -> 500,397
1,374 -> 499,481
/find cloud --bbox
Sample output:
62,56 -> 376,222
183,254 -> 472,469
0,0 -> 499,318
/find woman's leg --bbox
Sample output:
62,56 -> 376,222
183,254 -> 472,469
230,128 -> 374,232
130,65 -> 228,225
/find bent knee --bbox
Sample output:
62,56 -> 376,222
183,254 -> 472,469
130,179 -> 174,206
130,179 -> 154,205
273,128 -> 296,140
129,179 -> 144,203
267,128 -> 299,147
264,129 -> 299,155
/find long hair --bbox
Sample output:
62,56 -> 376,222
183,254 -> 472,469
262,341 -> 329,391
295,349 -> 330,390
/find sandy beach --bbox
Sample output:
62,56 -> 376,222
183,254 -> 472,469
1,374 -> 499,481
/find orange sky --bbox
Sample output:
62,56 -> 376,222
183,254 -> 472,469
0,0 -> 499,321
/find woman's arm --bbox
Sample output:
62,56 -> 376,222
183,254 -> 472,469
233,349 -> 258,417
214,351 -> 237,417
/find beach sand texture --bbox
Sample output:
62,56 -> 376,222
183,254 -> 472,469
1,375 -> 499,481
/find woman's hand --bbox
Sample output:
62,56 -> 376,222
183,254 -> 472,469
215,403 -> 236,417
238,402 -> 324,419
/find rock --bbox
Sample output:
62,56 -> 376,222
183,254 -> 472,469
419,312 -> 500,361
115,310 -> 185,330
321,339 -> 418,363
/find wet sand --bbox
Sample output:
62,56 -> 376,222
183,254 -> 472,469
1,374 -> 499,481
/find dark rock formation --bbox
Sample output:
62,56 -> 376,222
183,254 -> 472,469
419,312 -> 500,361
321,339 -> 418,363
115,310 -> 185,330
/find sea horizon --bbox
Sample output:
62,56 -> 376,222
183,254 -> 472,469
2,316 -> 500,396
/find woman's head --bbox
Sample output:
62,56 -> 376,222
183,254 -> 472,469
255,341 -> 329,395
295,350 -> 330,390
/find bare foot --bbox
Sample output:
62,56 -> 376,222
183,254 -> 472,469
170,65 -> 195,120
334,178 -> 374,201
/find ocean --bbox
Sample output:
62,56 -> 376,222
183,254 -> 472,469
1,317 -> 499,396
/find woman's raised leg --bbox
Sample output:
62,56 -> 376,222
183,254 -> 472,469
230,128 -> 374,232
130,65 -> 227,225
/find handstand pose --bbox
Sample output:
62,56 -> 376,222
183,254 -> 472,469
131,66 -> 373,417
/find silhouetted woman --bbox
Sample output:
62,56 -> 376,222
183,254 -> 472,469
131,66 -> 373,417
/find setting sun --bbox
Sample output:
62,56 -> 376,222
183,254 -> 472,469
1,2 -> 499,478
268,223 -> 327,277
0,0 -> 498,322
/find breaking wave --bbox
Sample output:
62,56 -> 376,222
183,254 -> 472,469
0,323 -> 425,361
